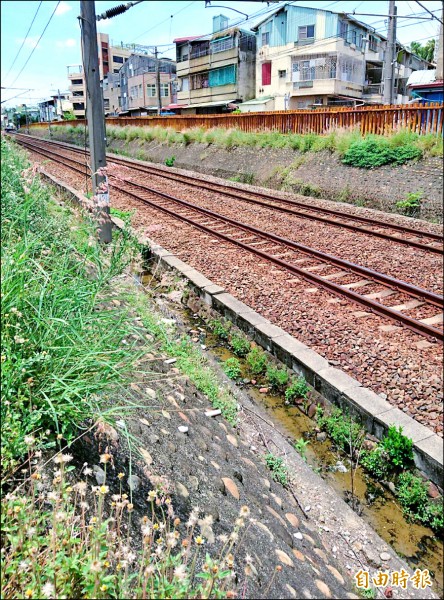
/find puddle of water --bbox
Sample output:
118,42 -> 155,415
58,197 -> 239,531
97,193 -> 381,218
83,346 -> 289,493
138,269 -> 443,595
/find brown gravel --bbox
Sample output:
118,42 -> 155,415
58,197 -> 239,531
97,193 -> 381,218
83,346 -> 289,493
26,148 -> 444,438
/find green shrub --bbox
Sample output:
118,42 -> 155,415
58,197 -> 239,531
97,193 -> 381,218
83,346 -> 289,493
397,472 -> 429,514
266,365 -> 289,391
229,334 -> 250,357
223,357 -> 241,380
381,425 -> 414,470
420,500 -> 444,535
317,407 -> 363,452
361,446 -> 390,480
165,155 -> 176,167
210,319 -> 231,340
246,347 -> 267,375
285,376 -> 309,403
265,453 -> 289,486
342,136 -> 422,168
395,191 -> 422,217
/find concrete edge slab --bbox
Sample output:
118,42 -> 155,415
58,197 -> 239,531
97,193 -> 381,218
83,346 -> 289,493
37,167 -> 443,486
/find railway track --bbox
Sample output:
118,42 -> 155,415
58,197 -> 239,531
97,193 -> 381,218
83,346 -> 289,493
15,134 -> 444,343
15,134 -> 443,254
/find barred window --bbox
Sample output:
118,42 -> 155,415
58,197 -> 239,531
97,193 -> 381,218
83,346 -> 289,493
211,37 -> 235,54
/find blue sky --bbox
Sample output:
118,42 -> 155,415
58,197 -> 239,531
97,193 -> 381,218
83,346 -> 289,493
1,0 -> 442,108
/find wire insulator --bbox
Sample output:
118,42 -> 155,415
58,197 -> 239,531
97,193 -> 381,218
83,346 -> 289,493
98,4 -> 128,20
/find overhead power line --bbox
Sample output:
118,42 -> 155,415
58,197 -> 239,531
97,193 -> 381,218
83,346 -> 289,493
415,0 -> 443,24
2,1 -> 43,85
8,1 -> 61,88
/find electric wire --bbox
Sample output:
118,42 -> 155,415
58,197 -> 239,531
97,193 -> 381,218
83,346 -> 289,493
8,1 -> 61,88
2,1 -> 43,84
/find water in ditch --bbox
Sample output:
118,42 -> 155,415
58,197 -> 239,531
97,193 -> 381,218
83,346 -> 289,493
137,271 -> 443,595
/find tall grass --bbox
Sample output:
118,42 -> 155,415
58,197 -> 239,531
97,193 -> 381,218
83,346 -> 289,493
103,124 -> 442,160
1,138 -> 141,476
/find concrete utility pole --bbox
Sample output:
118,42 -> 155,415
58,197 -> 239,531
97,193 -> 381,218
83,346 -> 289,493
436,9 -> 443,80
155,47 -> 162,115
383,0 -> 397,104
80,0 -> 112,243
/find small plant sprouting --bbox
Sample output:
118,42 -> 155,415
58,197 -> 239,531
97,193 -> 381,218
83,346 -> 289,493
165,155 -> 176,167
285,376 -> 309,403
380,425 -> 414,470
264,453 -> 289,487
223,357 -> 242,380
294,438 -> 309,462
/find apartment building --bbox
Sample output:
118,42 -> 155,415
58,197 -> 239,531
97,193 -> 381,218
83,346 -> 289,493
119,53 -> 176,114
67,33 -> 133,117
174,14 -> 256,114
244,3 -> 430,111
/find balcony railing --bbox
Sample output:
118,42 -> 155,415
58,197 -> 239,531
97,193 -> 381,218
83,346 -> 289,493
363,83 -> 383,96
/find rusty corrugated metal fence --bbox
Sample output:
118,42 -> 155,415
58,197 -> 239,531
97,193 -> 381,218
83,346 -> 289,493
29,102 -> 443,136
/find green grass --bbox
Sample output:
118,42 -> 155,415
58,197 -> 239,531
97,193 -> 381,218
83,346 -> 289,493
1,138 -> 142,477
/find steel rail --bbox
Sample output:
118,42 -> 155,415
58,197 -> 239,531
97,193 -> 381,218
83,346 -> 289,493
16,137 -> 443,341
112,178 -> 443,342
15,134 -> 443,248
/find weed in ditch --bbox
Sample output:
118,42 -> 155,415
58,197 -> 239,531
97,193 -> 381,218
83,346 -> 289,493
210,319 -> 231,341
245,347 -> 267,375
285,376 -> 309,403
380,425 -> 414,470
229,334 -> 250,358
223,357 -> 242,380
294,438 -> 309,462
266,366 -> 289,391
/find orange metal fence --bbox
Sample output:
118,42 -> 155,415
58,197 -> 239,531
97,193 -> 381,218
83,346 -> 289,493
28,102 -> 443,136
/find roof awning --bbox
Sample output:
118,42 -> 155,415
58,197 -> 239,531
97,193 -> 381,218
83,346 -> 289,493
163,103 -> 188,109
238,97 -> 274,106
181,100 -> 238,109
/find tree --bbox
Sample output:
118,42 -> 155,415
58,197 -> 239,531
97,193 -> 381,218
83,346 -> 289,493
410,39 -> 435,63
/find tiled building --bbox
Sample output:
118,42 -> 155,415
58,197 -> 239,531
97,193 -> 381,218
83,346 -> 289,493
241,3 -> 431,111
119,53 -> 176,114
174,15 -> 256,114
67,33 -> 133,117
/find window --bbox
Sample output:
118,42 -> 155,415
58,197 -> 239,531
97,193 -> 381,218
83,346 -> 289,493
278,69 -> 287,78
369,35 -> 378,52
113,55 -> 124,64
72,90 -> 84,97
73,102 -> 84,111
262,62 -> 271,85
104,99 -> 110,109
190,41 -> 209,59
351,30 -> 357,45
209,65 -> 236,87
181,77 -> 189,92
298,25 -> 315,40
247,38 -> 253,51
191,72 -> 209,89
114,69 -> 120,73
339,21 -> 348,41
160,83 -> 169,97
211,36 -> 235,54
71,78 -> 83,85
146,84 -> 156,97
262,31 -> 270,46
